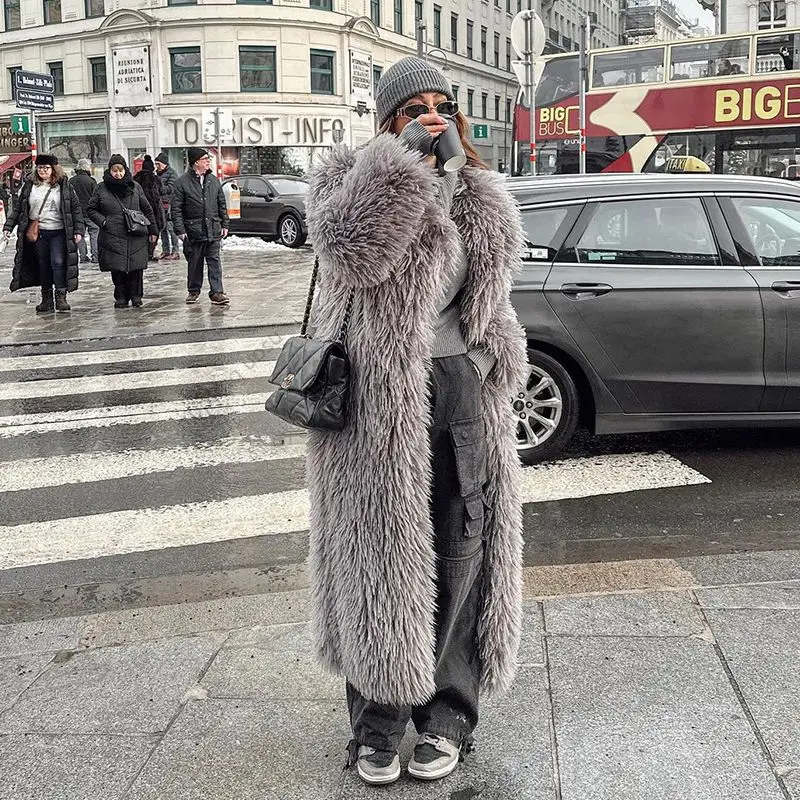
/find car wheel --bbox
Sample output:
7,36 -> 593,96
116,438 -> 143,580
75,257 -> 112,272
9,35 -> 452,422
278,214 -> 307,248
514,349 -> 579,464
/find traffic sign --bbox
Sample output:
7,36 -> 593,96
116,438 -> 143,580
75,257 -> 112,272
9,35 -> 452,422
472,124 -> 489,139
10,114 -> 30,134
510,10 -> 546,60
14,70 -> 55,95
16,89 -> 54,111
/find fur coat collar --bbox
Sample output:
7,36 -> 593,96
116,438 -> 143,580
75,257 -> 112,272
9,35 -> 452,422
305,134 -> 528,706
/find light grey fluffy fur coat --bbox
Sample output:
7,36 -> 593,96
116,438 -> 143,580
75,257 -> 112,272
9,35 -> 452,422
304,133 -> 528,707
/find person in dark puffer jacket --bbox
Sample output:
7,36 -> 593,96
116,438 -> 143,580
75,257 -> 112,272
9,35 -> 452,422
87,154 -> 157,308
2,153 -> 84,313
69,159 -> 98,263
134,155 -> 166,262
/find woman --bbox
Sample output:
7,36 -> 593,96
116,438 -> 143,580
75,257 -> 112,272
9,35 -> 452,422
2,154 -> 84,313
87,154 -> 157,308
304,57 -> 528,786
133,155 -> 166,262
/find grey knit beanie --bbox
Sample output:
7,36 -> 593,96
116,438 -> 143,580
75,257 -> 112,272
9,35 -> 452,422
375,56 -> 454,127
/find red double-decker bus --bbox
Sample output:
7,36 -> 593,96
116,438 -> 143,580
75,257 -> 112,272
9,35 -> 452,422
512,26 -> 800,177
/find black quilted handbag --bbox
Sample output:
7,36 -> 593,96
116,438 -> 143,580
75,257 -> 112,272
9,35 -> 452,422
264,257 -> 355,431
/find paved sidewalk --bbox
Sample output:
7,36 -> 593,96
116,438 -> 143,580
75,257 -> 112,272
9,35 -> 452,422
0,237 -> 314,346
3,550 -> 800,800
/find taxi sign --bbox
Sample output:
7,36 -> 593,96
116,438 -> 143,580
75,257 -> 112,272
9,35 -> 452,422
666,155 -> 711,174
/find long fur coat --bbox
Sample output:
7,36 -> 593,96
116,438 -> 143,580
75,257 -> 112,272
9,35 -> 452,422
305,134 -> 528,707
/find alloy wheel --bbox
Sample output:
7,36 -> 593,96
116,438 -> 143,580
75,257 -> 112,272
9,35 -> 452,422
514,364 -> 564,450
280,216 -> 298,246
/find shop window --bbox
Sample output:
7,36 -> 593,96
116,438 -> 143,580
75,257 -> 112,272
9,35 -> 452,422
433,5 -> 441,48
41,117 -> 110,171
310,49 -> 335,95
48,62 -> 64,96
758,0 -> 786,29
756,31 -> 799,72
466,21 -> 473,59
451,13 -> 458,52
8,66 -> 20,100
170,47 -> 202,94
467,88 -> 473,116
494,32 -> 500,67
506,37 -> 511,71
481,26 -> 487,64
84,0 -> 103,16
89,57 -> 106,94
43,0 -> 61,24
310,0 -> 332,9
5,0 -> 21,30
394,0 -> 402,33
481,91 -> 487,118
495,94 -> 500,121
373,64 -> 383,92
576,198 -> 720,266
592,47 -> 664,87
670,38 -> 749,80
240,46 -> 277,92
370,0 -> 380,26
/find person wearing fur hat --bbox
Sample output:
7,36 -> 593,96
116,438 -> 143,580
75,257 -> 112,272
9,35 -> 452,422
2,153 -> 85,312
87,154 -> 158,308
170,147 -> 229,305
304,56 -> 527,786
133,155 -> 166,262
154,152 -> 179,260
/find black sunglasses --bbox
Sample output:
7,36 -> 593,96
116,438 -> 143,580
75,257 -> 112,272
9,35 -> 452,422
395,101 -> 459,119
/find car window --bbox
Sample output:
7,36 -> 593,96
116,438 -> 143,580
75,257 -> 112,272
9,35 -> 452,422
732,197 -> 800,266
520,206 -> 570,261
237,178 -> 261,197
576,198 -> 720,266
268,178 -> 309,195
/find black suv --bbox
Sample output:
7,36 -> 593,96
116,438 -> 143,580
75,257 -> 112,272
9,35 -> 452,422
223,174 -> 308,248
508,173 -> 800,462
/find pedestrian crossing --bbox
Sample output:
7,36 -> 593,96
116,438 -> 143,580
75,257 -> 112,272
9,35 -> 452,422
0,330 -> 713,575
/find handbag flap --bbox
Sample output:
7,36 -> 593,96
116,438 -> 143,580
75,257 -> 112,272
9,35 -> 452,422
269,336 -> 344,392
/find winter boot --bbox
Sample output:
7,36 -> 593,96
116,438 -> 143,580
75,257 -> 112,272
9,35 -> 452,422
35,286 -> 54,313
54,290 -> 71,312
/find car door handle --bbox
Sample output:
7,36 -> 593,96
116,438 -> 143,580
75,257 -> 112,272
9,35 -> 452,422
560,282 -> 613,299
772,280 -> 800,295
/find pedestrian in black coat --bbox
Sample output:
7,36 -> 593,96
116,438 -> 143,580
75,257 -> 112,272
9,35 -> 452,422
134,155 -> 166,262
87,154 -> 157,308
2,153 -> 84,313
69,159 -> 99,263
170,147 -> 230,305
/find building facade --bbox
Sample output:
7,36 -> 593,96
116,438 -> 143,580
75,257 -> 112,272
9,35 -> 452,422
725,0 -> 798,32
0,0 -> 530,176
620,0 -> 695,43
539,0 -> 621,52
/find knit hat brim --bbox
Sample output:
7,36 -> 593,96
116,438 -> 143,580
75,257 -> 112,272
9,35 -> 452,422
108,154 -> 128,169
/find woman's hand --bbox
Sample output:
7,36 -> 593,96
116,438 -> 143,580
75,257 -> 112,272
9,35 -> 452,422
413,112 -> 449,140
74,234 -> 82,244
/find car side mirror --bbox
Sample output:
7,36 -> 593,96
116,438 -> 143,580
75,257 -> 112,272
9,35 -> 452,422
259,191 -> 273,201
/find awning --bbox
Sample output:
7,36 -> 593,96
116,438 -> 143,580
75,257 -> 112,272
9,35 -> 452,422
0,152 -> 30,173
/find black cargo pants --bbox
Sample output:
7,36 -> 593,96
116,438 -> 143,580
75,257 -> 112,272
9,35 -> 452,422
347,353 -> 487,752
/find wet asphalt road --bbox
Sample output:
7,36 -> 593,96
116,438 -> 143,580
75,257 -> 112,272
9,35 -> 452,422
1,242 -> 799,623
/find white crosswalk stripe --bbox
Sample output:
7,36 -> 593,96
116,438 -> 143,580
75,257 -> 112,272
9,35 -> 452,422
0,332 -> 713,573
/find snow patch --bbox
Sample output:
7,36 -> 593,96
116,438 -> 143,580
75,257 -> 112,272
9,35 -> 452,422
222,235 -> 286,252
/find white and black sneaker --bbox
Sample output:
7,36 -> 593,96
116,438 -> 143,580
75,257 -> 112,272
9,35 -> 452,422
348,742 -> 401,786
407,733 -> 462,781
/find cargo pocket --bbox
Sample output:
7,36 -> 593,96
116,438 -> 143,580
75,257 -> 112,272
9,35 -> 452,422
449,416 -> 487,498
464,493 -> 485,540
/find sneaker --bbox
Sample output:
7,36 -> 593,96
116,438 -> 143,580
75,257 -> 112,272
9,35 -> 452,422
354,745 -> 400,786
210,292 -> 230,305
407,733 -> 462,781
185,292 -> 200,304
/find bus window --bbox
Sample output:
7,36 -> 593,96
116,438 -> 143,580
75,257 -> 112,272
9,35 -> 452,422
534,54 -> 579,107
592,47 -> 665,88
755,31 -> 800,73
643,133 -> 715,173
669,38 -> 749,80
718,130 -> 800,177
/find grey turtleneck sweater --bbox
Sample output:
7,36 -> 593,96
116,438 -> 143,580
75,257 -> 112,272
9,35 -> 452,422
399,120 -> 496,381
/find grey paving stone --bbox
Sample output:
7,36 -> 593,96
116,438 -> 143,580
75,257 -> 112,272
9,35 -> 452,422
549,636 -> 784,800
0,653 -> 53,714
0,616 -> 84,657
0,632 -> 226,734
704,608 -> 800,767
81,590 -> 310,649
125,698 -> 350,800
785,771 -> 800,799
696,583 -> 800,609
679,550 -> 800,588
340,665 -> 554,799
544,590 -> 705,637
0,733 -> 156,800
518,600 -> 545,665
202,622 -> 342,700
